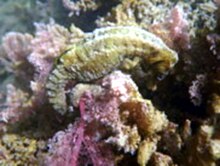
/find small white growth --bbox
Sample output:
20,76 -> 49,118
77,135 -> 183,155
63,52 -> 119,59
101,70 -> 140,102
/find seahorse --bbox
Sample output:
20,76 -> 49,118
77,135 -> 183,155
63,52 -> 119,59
46,26 -> 178,115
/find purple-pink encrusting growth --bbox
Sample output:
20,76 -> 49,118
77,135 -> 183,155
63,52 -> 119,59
44,71 -> 141,165
0,84 -> 33,127
80,71 -> 142,154
44,121 -> 85,166
149,5 -> 190,50
45,98 -> 87,166
1,22 -> 71,104
27,21 -> 70,103
0,22 -> 84,129
44,97 -> 86,166
207,33 -> 220,60
167,6 -> 190,50
2,32 -> 33,63
1,32 -> 33,77
189,74 -> 207,106
44,96 -> 115,166
62,0 -> 99,16
29,21 -> 70,72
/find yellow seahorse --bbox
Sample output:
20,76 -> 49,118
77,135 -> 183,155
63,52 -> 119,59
46,26 -> 178,114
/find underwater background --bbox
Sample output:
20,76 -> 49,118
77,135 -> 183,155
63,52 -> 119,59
0,0 -> 220,165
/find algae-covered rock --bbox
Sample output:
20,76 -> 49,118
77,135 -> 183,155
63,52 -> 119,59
0,134 -> 38,165
137,138 -> 157,166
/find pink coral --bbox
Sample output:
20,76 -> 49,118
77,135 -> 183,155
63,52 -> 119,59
0,22 -> 71,129
189,74 -> 207,106
30,21 -> 70,64
2,32 -> 33,63
81,72 -> 143,151
28,21 -> 70,103
207,33 -> 220,60
1,32 -> 34,77
149,5 -> 190,50
167,6 -> 190,50
44,71 -> 142,165
62,0 -> 99,16
44,96 -> 115,166
0,84 -> 33,126
0,21 -> 71,104
45,121 -> 85,166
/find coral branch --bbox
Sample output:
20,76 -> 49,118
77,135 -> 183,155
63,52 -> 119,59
0,84 -> 33,126
62,0 -> 100,16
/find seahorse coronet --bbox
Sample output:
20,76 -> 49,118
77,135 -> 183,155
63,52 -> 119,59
46,26 -> 178,115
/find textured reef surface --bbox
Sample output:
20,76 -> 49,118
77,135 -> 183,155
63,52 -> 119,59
0,0 -> 220,166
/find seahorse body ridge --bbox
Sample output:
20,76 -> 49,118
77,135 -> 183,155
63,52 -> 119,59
46,26 -> 178,114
